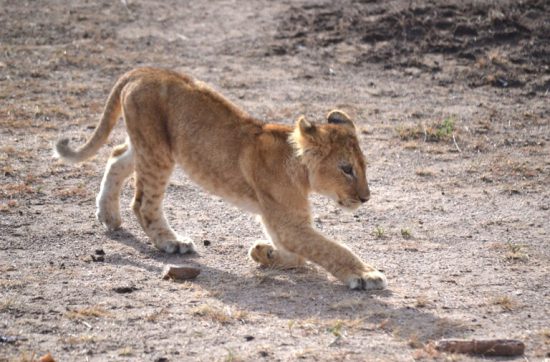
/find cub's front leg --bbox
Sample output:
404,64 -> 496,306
264,219 -> 387,290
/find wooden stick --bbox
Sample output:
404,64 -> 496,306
436,339 -> 525,356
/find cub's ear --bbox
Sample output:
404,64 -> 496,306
327,110 -> 356,131
290,116 -> 323,158
297,116 -> 316,136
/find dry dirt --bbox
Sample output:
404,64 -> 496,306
1,0 -> 549,361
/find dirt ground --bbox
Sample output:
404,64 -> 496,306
1,0 -> 549,361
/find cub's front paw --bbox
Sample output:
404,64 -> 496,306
96,207 -> 121,232
156,237 -> 196,255
347,269 -> 387,291
249,242 -> 275,266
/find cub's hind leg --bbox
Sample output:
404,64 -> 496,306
96,143 -> 135,231
131,157 -> 195,254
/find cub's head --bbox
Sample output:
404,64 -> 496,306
289,110 -> 370,210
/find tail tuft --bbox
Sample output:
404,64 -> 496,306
53,138 -> 82,163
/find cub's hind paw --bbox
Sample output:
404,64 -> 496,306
348,270 -> 387,291
249,242 -> 275,266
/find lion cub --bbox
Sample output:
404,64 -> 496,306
55,67 -> 387,290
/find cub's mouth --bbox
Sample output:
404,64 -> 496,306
337,198 -> 363,211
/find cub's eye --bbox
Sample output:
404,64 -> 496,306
340,164 -> 354,177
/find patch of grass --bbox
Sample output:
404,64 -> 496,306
435,117 -> 455,139
401,228 -> 413,239
403,141 -> 419,150
191,304 -> 248,325
0,279 -> 24,289
505,242 -> 528,262
0,182 -> 35,198
118,346 -> 134,357
145,308 -> 168,322
61,334 -> 103,345
54,184 -> 89,199
2,164 -> 16,177
327,320 -> 345,346
11,351 -> 37,362
397,117 -> 456,143
65,306 -> 111,320
329,298 -> 367,311
326,320 -> 344,338
492,295 -> 518,311
411,341 -> 440,360
374,226 -> 385,239
396,124 -> 424,141
224,348 -> 243,362
0,200 -> 19,212
0,298 -> 16,312
415,295 -> 431,308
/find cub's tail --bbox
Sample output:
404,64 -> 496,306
54,73 -> 130,163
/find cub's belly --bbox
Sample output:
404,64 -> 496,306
176,159 -> 261,215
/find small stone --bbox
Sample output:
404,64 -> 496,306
95,249 -> 105,255
162,265 -> 200,281
203,240 -> 211,246
91,255 -> 104,262
113,286 -> 138,294
244,335 -> 254,341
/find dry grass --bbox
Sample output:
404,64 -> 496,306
60,334 -> 104,345
329,298 -> 367,311
54,185 -> 89,199
411,341 -> 441,360
2,164 -> 16,177
0,298 -> 16,312
403,141 -> 419,150
505,242 -> 529,262
191,304 -> 248,325
9,352 -> 37,362
117,346 -> 134,357
145,307 -> 168,322
65,305 -> 111,320
0,182 -> 35,198
488,242 -> 529,262
0,279 -> 25,289
492,295 -> 518,311
414,295 -> 431,309
0,200 -> 19,212
223,349 -> 244,362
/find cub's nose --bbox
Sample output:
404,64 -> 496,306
359,196 -> 370,203
359,188 -> 371,203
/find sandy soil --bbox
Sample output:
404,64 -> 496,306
1,0 -> 549,361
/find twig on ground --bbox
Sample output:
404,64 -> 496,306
436,339 -> 525,356
452,133 -> 462,153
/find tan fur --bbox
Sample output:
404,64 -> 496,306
54,67 -> 387,290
